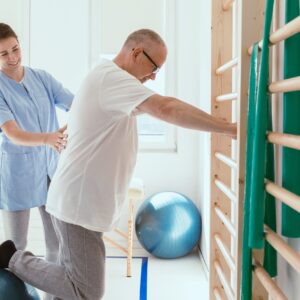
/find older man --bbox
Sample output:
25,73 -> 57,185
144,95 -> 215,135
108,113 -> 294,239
0,29 -> 236,300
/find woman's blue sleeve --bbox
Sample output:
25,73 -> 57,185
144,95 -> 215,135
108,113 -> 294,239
0,95 -> 15,128
39,70 -> 74,111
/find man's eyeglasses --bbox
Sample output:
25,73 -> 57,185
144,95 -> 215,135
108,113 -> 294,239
142,50 -> 160,74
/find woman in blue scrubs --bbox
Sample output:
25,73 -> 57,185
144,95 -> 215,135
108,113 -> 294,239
0,23 -> 73,264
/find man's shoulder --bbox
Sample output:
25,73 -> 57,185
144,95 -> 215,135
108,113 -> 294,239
89,60 -> 136,86
92,59 -> 115,72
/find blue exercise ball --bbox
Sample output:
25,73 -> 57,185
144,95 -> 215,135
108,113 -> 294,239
135,192 -> 202,259
0,269 -> 40,300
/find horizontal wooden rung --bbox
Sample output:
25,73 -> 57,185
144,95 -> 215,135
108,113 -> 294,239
265,180 -> 300,214
216,92 -> 238,102
248,16 -> 300,55
128,190 -> 143,198
215,207 -> 236,238
113,228 -> 128,239
253,259 -> 288,300
267,131 -> 300,151
216,57 -> 238,75
222,0 -> 234,11
214,261 -> 235,300
248,41 -> 263,55
269,76 -> 300,93
264,225 -> 300,273
270,16 -> 300,45
215,152 -> 237,169
214,234 -> 236,272
215,179 -> 237,203
103,236 -> 128,254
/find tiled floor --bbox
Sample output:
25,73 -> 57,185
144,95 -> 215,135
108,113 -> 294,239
0,212 -> 208,300
37,252 -> 208,300
147,253 -> 208,300
1,210 -> 208,299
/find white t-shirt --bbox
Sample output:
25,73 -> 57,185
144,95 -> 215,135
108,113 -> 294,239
46,60 -> 155,232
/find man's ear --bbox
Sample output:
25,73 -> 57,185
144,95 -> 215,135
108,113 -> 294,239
132,47 -> 142,61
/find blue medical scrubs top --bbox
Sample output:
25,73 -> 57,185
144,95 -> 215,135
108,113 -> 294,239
0,67 -> 73,211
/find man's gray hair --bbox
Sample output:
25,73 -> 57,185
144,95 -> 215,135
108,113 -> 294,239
123,29 -> 166,49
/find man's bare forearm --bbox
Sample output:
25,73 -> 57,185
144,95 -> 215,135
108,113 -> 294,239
157,97 -> 236,136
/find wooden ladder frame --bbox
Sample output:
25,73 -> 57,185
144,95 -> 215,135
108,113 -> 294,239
209,1 -> 266,299
104,180 -> 144,277
247,1 -> 300,299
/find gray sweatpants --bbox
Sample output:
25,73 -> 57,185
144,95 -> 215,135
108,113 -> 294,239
1,206 -> 58,262
9,216 -> 106,300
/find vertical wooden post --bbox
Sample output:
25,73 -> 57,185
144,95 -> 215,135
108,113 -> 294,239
127,197 -> 134,277
209,1 -> 267,299
236,1 -> 267,299
210,1 -> 233,298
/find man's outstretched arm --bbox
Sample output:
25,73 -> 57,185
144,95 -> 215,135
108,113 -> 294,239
137,94 -> 237,137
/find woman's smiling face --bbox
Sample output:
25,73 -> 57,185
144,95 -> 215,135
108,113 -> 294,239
0,37 -> 22,73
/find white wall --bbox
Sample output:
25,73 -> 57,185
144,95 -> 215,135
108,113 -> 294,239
0,0 -> 91,251
0,0 -> 30,63
135,0 -> 200,203
125,0 -> 203,250
99,0 -> 164,54
0,0 -> 205,255
29,0 -> 90,127
195,1 -> 211,268
0,0 -> 22,31
29,0 -> 89,92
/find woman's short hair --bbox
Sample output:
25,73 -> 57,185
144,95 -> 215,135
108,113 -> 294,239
0,23 -> 18,41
